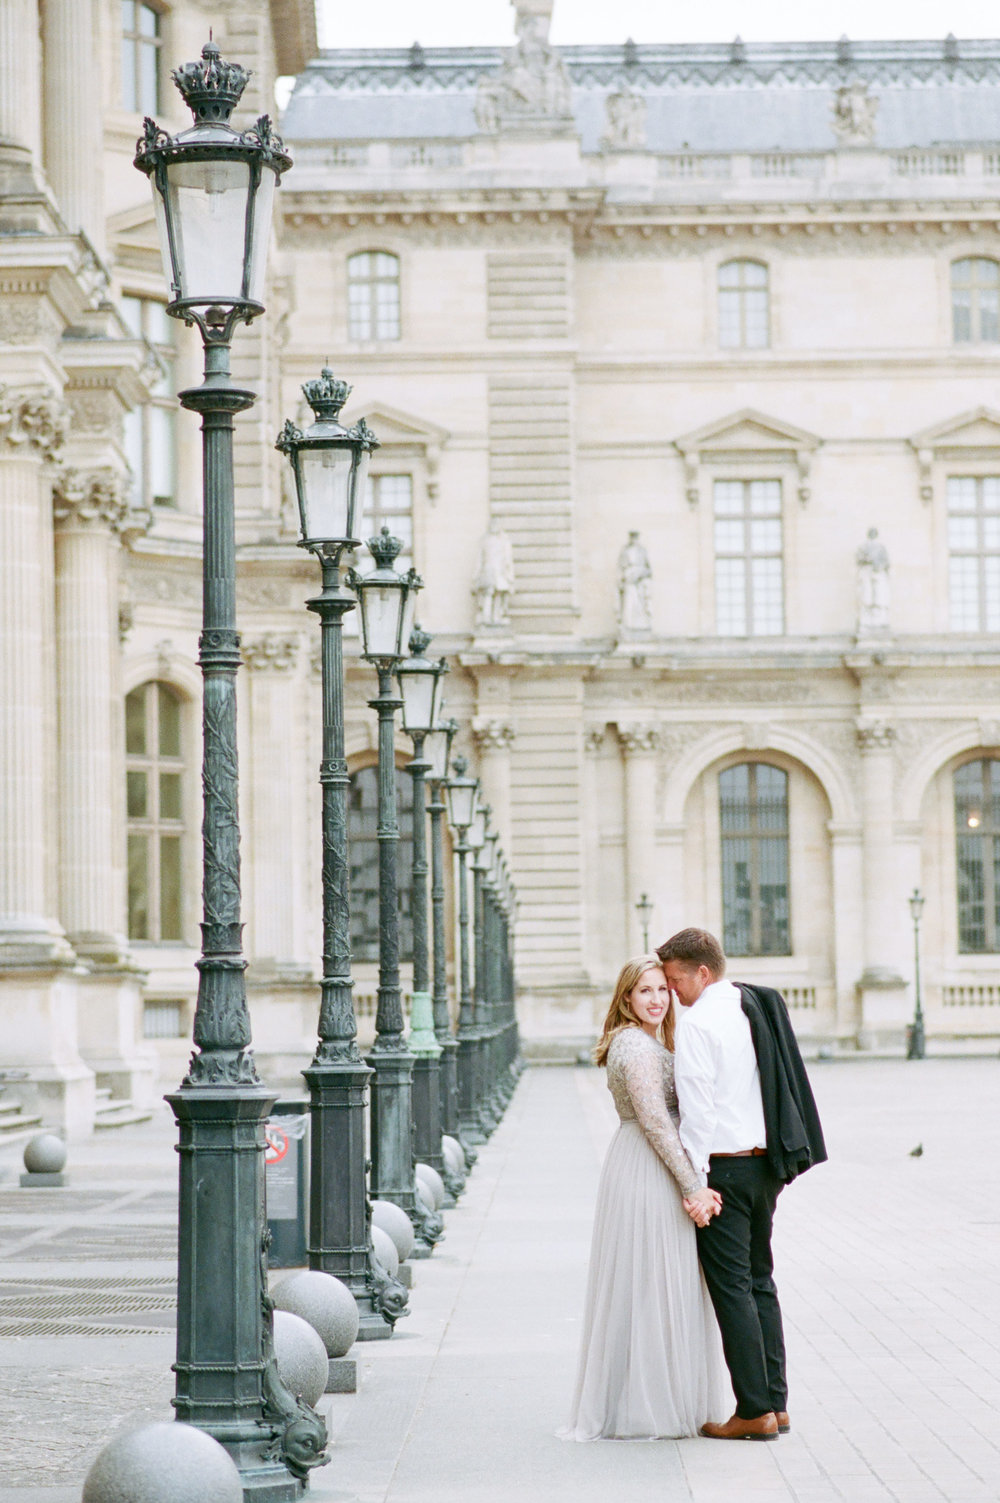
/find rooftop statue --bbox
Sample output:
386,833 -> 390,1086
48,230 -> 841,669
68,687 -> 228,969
602,90 -> 647,151
831,79 -> 879,145
475,0 -> 574,133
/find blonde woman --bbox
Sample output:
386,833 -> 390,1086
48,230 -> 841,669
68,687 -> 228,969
561,956 -> 732,1440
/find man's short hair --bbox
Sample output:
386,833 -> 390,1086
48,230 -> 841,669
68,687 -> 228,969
656,927 -> 726,977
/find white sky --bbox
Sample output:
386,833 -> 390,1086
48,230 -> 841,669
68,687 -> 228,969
316,1 -> 1000,50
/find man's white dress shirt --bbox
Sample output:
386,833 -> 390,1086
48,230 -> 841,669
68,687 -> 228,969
674,978 -> 767,1180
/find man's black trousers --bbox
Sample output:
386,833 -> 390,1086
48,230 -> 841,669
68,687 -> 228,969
695,1155 -> 786,1419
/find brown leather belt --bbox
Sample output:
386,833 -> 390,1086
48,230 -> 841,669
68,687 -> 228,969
710,1147 -> 767,1159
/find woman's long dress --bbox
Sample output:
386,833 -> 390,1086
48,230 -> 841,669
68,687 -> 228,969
561,1027 -> 732,1440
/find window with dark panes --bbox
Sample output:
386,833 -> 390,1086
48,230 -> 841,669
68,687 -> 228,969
121,1 -> 162,115
955,758 -> 1000,952
121,294 -> 177,508
720,763 -> 790,956
951,258 -> 1000,343
348,765 -> 414,962
126,682 -> 186,942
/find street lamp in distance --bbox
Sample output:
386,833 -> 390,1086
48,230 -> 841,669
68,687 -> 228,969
907,887 -> 926,1060
636,892 -> 654,952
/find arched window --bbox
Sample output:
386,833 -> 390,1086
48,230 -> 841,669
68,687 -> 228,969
347,251 -> 401,341
719,763 -> 790,956
954,758 -> 1000,951
126,682 -> 186,942
718,260 -> 769,349
348,765 -> 414,962
951,258 -> 1000,343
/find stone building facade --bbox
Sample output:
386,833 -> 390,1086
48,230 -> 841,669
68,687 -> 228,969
4,0 -> 1000,1134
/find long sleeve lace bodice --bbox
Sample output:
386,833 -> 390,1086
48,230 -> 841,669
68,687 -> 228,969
605,1028 -> 701,1197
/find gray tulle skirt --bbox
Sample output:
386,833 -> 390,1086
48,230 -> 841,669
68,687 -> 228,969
560,1121 -> 733,1440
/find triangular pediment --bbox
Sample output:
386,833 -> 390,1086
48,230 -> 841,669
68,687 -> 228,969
674,409 -> 821,457
910,407 -> 1000,452
346,402 -> 450,451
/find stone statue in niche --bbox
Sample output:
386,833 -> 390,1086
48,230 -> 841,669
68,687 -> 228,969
475,0 -> 573,133
831,79 -> 879,145
856,527 -> 890,635
617,530 -> 652,635
602,90 -> 646,150
474,519 -> 516,628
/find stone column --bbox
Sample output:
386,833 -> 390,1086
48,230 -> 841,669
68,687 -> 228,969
0,0 -> 42,159
617,723 -> 661,953
472,717 -> 515,850
241,633 -> 315,1076
855,719 -> 907,1046
41,0 -> 104,252
0,387 -> 97,1135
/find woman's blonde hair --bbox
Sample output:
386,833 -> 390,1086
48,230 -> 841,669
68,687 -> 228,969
593,954 -> 675,1066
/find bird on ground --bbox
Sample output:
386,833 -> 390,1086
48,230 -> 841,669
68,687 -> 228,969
909,1143 -> 923,1157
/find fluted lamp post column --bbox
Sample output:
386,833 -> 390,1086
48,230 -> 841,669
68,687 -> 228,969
133,42 -> 327,1494
275,371 -> 407,1339
907,887 -> 926,1061
423,717 -> 469,1191
351,531 -> 443,1255
397,629 -> 448,1185
448,761 -> 487,1149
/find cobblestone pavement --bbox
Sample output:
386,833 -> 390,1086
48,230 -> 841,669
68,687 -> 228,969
1,1058 -> 998,1503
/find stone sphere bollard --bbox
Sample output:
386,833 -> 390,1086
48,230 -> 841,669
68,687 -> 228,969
414,1179 -> 433,1213
272,1269 -> 360,1358
415,1162 -> 446,1211
24,1133 -> 67,1174
441,1135 -> 466,1175
273,1309 -> 328,1407
82,1421 -> 242,1503
371,1198 -> 414,1262
370,1224 -> 399,1278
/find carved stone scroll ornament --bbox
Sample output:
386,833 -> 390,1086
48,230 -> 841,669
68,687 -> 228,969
0,386 -> 66,460
52,467 -> 128,531
475,1 -> 574,133
855,717 -> 896,753
241,632 -> 300,673
617,722 -> 661,756
831,80 -> 879,145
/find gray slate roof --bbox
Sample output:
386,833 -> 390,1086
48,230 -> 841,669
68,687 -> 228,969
282,39 -> 1000,152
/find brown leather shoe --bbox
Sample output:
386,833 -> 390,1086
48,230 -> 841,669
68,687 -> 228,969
700,1412 -> 779,1441
774,1411 -> 790,1434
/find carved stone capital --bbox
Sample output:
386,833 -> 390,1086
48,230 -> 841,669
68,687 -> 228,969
242,632 -> 299,673
52,467 -> 128,531
584,726 -> 606,754
472,716 -> 515,752
855,717 -> 896,752
0,386 -> 66,460
617,721 -> 661,756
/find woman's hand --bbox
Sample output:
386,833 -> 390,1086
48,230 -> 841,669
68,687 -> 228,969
683,1187 -> 722,1227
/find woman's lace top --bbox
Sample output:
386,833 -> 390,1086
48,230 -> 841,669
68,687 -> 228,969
606,1028 -> 702,1196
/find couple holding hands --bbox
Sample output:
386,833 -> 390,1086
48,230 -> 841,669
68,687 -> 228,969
562,927 -> 826,1443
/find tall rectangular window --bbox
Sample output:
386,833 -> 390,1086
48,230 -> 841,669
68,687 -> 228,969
718,260 -> 769,349
347,251 -> 401,341
348,766 -> 413,962
951,258 -> 1000,343
947,476 -> 1000,631
353,474 -> 414,574
126,682 -> 186,943
122,295 -> 177,508
720,763 -> 790,957
955,758 -> 1000,952
121,1 -> 161,115
714,479 -> 784,636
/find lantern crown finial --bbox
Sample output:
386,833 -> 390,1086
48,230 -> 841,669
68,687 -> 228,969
302,369 -> 351,424
368,524 -> 403,569
172,40 -> 252,125
409,623 -> 432,656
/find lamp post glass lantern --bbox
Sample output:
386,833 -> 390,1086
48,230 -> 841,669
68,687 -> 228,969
907,887 -> 926,1061
134,40 -> 326,1497
636,892 -> 654,951
276,381 -> 406,1338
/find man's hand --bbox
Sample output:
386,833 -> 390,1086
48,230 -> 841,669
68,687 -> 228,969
683,1187 -> 722,1228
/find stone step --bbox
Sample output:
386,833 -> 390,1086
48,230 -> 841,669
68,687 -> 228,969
0,1110 -> 43,1140
93,1098 -> 153,1131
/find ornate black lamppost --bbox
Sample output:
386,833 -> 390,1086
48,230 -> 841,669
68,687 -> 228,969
134,43 -> 326,1494
636,892 -> 654,951
447,759 -> 485,1148
351,532 -> 443,1255
907,887 -> 926,1060
275,371 -> 406,1339
470,805 -> 498,1136
423,717 -> 468,1190
397,629 -> 448,1182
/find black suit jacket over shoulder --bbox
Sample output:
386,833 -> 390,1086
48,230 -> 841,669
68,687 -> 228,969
738,983 -> 828,1184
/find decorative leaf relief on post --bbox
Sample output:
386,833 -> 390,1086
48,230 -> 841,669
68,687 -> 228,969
0,386 -> 66,459
201,683 -> 241,928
